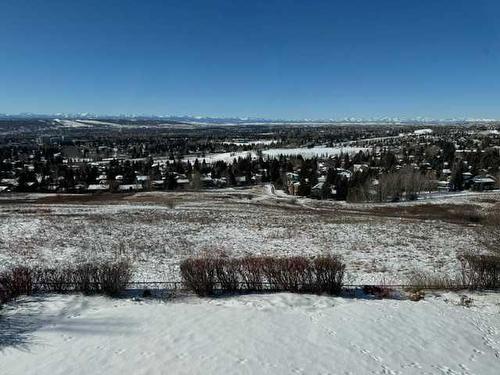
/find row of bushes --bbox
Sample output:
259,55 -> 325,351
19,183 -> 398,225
407,253 -> 500,291
460,254 -> 500,289
0,261 -> 132,306
180,255 -> 346,296
181,253 -> 500,297
1,253 -> 497,305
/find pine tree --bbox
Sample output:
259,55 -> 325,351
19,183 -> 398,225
450,162 -> 464,191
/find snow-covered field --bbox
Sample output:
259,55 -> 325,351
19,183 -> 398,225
262,145 -> 367,158
158,145 -> 368,165
1,292 -> 499,374
0,186 -> 497,284
222,139 -> 277,146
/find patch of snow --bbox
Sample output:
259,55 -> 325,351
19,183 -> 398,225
414,128 -> 433,135
262,146 -> 367,158
0,189 -> 485,283
1,292 -> 499,374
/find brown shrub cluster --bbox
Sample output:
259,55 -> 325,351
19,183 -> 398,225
180,255 -> 346,296
0,260 -> 132,306
406,271 -> 462,291
460,254 -> 500,289
0,266 -> 34,304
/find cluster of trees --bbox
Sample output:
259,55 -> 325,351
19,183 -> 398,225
1,121 -> 499,201
346,167 -> 435,202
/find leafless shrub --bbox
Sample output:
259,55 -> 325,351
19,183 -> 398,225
261,256 -> 313,292
0,260 -> 132,303
0,270 -> 13,305
0,266 -> 34,305
33,267 -> 74,293
214,257 -> 240,293
238,257 -> 265,291
459,253 -> 500,289
73,260 -> 132,296
406,271 -> 462,292
180,258 -> 217,296
180,255 -> 346,296
97,260 -> 132,296
9,267 -> 34,297
311,255 -> 346,295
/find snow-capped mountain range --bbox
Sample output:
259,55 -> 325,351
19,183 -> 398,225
0,112 -> 498,124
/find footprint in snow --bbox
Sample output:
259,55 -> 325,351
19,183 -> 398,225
400,362 -> 422,369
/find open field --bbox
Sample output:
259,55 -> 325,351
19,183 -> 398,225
1,186 -> 498,284
2,292 -> 499,375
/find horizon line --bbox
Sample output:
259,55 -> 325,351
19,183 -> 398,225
1,112 -> 499,123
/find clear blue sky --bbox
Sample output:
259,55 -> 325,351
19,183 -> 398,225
1,0 -> 500,119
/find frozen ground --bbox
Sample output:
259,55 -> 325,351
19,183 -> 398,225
1,186 -> 498,283
1,292 -> 499,374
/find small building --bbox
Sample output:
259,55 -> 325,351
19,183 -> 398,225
176,178 -> 190,190
437,180 -> 451,192
136,175 -> 149,183
0,178 -> 18,188
336,169 -> 352,179
463,172 -> 474,189
235,176 -> 248,185
202,175 -> 215,187
472,176 -> 496,191
310,182 -> 335,199
118,184 -> 143,192
152,180 -> 165,189
214,177 -> 228,187
87,184 -> 109,192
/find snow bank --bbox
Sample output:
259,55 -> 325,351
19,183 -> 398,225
1,292 -> 499,374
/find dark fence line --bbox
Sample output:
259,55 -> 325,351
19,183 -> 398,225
31,281 -> 492,292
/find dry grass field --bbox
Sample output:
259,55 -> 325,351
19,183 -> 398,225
1,187 -> 498,284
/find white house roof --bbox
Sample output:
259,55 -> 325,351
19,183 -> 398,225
87,184 -> 109,191
312,182 -> 324,190
473,177 -> 496,184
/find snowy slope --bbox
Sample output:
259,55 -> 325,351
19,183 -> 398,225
2,186 -> 497,284
1,292 -> 499,375
0,199 -> 480,284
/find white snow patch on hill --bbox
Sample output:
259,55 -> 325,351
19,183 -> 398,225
0,200 -> 478,283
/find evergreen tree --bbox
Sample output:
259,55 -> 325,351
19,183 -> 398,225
450,162 -> 464,191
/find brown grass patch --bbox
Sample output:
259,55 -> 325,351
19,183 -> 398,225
367,203 -> 483,225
